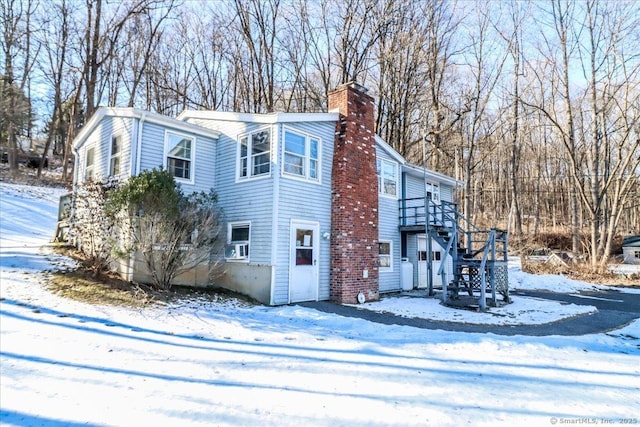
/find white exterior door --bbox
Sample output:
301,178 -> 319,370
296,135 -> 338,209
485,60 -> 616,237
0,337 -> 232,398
289,220 -> 319,302
417,236 -> 442,288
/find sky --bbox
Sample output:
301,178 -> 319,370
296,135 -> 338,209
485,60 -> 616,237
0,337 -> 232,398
0,182 -> 639,427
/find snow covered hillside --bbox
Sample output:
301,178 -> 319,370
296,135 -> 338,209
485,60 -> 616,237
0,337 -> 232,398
1,182 -> 639,427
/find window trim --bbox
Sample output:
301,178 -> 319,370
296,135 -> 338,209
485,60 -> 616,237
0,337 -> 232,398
109,134 -> 122,177
85,147 -> 95,181
379,239 -> 393,272
282,127 -> 321,184
236,126 -> 272,182
164,130 -> 195,185
426,181 -> 440,203
376,158 -> 398,199
225,221 -> 251,262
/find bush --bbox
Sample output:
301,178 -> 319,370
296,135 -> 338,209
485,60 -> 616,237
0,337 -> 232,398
107,169 -> 223,290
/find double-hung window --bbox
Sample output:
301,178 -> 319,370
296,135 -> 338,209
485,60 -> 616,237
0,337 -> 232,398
85,147 -> 95,181
379,240 -> 392,271
109,135 -> 122,176
283,129 -> 320,182
426,182 -> 440,203
239,128 -> 271,180
225,222 -> 250,261
165,132 -> 195,183
376,159 -> 397,197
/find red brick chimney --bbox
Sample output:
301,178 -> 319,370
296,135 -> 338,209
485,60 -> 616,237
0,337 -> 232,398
328,82 -> 379,304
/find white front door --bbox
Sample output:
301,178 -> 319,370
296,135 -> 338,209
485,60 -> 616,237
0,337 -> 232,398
417,236 -> 442,288
289,220 -> 319,303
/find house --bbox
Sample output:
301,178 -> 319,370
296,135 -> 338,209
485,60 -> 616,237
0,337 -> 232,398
69,82 -> 507,307
622,235 -> 640,265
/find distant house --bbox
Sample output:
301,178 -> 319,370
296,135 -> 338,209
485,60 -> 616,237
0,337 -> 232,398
68,83 -> 506,307
622,235 -> 640,265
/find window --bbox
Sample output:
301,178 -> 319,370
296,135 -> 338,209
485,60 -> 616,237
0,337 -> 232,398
165,132 -> 194,183
283,129 -> 320,181
426,182 -> 440,203
109,135 -> 122,176
225,222 -> 250,261
376,159 -> 397,197
379,240 -> 392,270
635,250 -> 640,260
85,147 -> 95,181
295,229 -> 313,265
239,128 -> 271,180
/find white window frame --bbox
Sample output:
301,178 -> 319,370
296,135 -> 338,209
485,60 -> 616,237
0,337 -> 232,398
85,147 -> 95,181
282,127 -> 321,183
426,182 -> 440,203
376,158 -> 398,198
164,131 -> 195,185
237,127 -> 272,181
379,240 -> 393,272
634,250 -> 640,260
109,134 -> 122,177
225,221 -> 251,262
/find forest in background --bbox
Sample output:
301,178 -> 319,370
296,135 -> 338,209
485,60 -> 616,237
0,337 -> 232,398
1,0 -> 639,268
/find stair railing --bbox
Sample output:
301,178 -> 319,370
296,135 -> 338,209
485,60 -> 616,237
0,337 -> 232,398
478,228 -> 496,311
438,220 -> 458,305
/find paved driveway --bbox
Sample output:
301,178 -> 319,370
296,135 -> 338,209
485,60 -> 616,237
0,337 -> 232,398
300,289 -> 640,336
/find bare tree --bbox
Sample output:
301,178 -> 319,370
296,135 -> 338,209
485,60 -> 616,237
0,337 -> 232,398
457,2 -> 508,222
35,0 -> 71,178
1,0 -> 37,172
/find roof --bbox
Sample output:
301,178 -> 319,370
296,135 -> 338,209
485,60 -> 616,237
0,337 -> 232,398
402,162 -> 462,187
178,110 -> 339,124
622,235 -> 640,247
179,111 -> 459,187
373,135 -> 461,187
72,107 -> 221,152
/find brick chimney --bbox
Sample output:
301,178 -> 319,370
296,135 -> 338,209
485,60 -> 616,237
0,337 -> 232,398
328,82 -> 379,304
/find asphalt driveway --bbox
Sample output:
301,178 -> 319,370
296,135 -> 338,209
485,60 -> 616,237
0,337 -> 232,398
299,289 -> 640,336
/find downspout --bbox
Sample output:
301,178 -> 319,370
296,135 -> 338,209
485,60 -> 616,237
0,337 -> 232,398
270,124 -> 279,305
128,113 -> 146,282
134,112 -> 146,176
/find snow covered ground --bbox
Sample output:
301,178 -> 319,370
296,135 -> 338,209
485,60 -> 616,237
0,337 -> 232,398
1,182 -> 639,427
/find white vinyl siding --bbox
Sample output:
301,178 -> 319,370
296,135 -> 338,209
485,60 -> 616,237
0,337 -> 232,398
274,121 -> 334,304
376,148 -> 401,292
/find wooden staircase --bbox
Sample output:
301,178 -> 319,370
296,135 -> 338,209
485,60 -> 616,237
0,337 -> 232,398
400,198 -> 509,311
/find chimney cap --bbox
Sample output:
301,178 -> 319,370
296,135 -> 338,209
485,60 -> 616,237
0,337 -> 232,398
344,81 -> 368,94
